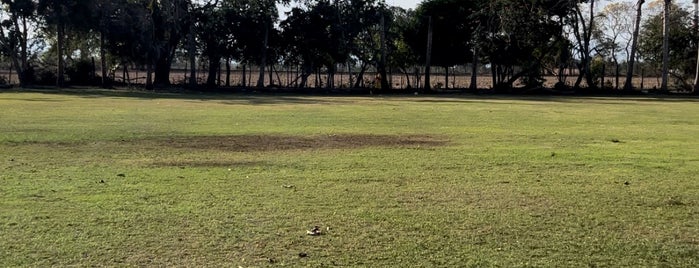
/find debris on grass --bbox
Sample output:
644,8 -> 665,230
298,252 -> 308,258
306,226 -> 322,236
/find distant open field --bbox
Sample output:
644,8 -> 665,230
0,68 -> 667,90
0,90 -> 697,266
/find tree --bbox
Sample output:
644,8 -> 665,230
595,1 -> 635,89
570,0 -> 599,89
230,0 -> 279,88
160,0 -> 190,87
406,0 -> 476,90
661,0 -> 671,91
196,1 -> 230,87
38,0 -> 96,87
694,0 -> 699,93
388,7 -> 419,89
639,1 -> 696,89
0,0 -> 36,87
624,0 -> 646,91
481,0 -> 577,89
92,0 -> 120,88
281,0 -> 383,89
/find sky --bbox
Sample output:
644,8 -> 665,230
386,0 -> 421,9
386,0 -> 697,10
280,0 -> 696,18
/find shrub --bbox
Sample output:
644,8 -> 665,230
66,59 -> 96,86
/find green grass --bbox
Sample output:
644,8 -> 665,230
1,90 -> 697,267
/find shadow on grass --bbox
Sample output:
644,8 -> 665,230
2,87 -> 698,105
409,95 -> 699,105
0,87 -> 360,105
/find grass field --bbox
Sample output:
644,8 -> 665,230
1,90 -> 697,267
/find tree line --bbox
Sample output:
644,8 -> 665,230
1,0 -> 697,93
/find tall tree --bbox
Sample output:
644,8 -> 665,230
38,0 -> 66,87
639,1 -> 695,89
197,0 -> 229,87
147,0 -> 190,87
661,0 -> 671,91
92,0 -> 120,88
624,0 -> 646,91
38,0 -> 95,87
595,2 -> 635,89
0,0 -> 36,87
281,0 -> 383,89
694,0 -> 699,93
406,0 -> 476,90
571,0 -> 599,89
481,0 -> 577,89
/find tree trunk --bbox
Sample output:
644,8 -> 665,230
601,64 -> 606,88
624,0 -> 645,91
615,62 -> 620,90
491,65 -> 497,89
353,62 -> 368,88
327,64 -> 335,89
378,14 -> 390,92
217,61 -> 221,86
153,56 -> 172,87
122,61 -> 127,85
188,27 -> 197,88
424,16 -> 433,92
248,66 -> 253,87
584,0 -> 596,89
57,23 -> 65,87
226,58 -> 231,87
694,0 -> 699,93
573,0 -> 596,89
18,15 -> 29,87
257,23 -> 269,88
206,56 -> 220,87
661,0 -> 670,91
100,31 -> 108,88
242,65 -> 246,87
269,62 -> 274,86
470,46 -> 479,90
146,55 -> 153,90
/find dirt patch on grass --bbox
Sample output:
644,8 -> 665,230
150,134 -> 448,152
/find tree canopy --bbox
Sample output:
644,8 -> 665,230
0,0 -> 696,93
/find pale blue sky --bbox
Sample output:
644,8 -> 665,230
386,0 -> 421,9
386,0 -> 697,10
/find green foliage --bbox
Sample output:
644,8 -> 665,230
639,2 -> 697,86
484,0 -> 579,88
65,59 -> 96,85
280,0 -> 385,87
404,0 -> 478,67
0,0 -> 38,86
0,91 -> 698,266
220,0 -> 279,64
